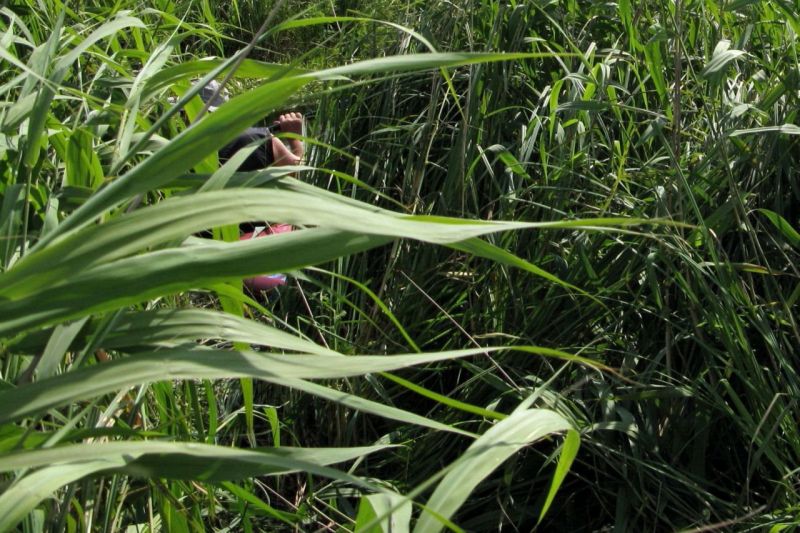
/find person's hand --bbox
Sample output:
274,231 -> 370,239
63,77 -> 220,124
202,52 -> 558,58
273,112 -> 304,163
276,112 -> 303,135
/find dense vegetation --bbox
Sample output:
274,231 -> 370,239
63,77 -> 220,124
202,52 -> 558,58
1,0 -> 798,531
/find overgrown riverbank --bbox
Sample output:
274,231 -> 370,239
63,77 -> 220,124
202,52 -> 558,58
1,1 -> 798,531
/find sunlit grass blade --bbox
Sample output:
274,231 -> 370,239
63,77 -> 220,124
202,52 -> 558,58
413,409 -> 574,533
0,228 -> 391,335
0,345 -> 592,425
274,377 -> 477,437
0,460 -> 125,533
0,441 -> 392,533
95,308 -> 341,355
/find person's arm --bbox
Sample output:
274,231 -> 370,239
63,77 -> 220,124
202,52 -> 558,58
218,113 -> 304,169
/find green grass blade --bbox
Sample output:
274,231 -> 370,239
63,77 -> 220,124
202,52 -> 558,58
413,409 -> 574,533
0,442 -> 392,532
96,308 -> 340,355
0,346 -> 589,424
0,347 -> 489,424
0,441 -> 391,479
34,318 -> 88,380
354,492 -> 412,533
275,378 -> 476,437
0,229 -> 392,335
142,57 -> 312,100
758,209 -> 800,248
538,429 -> 581,523
450,237 -> 595,302
0,460 -> 126,533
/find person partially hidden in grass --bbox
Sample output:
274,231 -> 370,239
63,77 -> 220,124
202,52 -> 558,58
198,80 -> 304,292
199,81 -> 305,169
219,111 -> 304,169
86,83 -> 301,377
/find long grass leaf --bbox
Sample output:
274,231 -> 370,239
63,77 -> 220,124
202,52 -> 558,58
0,442 -> 392,532
538,429 -> 581,523
0,346 -> 588,424
413,409 -> 574,533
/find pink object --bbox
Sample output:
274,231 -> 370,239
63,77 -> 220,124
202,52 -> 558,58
240,224 -> 293,290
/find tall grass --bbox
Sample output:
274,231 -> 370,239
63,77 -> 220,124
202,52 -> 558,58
1,0 -> 799,531
301,2 -> 800,530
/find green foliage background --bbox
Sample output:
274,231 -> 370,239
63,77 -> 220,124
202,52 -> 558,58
0,0 -> 799,531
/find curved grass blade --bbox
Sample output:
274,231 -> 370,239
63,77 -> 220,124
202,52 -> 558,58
538,429 -> 580,523
0,441 -> 391,532
142,57 -> 313,100
97,308 -> 341,355
355,492 -> 412,533
0,346 -> 595,425
758,208 -> 800,248
700,40 -> 746,78
0,348 -> 483,424
0,229 -> 391,335
450,237 -> 598,304
1,186 -> 655,301
0,460 -> 125,533
0,441 -> 390,478
274,377 -> 476,438
413,409 -> 575,533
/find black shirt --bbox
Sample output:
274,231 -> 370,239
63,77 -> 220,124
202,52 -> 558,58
218,127 -> 274,170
